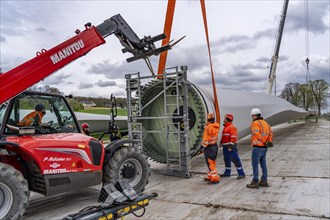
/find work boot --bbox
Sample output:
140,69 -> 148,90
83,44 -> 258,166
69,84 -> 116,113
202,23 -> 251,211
204,178 -> 210,182
259,180 -> 269,187
237,175 -> 246,179
246,181 -> 259,189
220,174 -> 230,177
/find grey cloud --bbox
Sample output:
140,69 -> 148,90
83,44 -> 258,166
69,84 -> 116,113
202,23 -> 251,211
256,56 -> 271,63
253,28 -> 276,40
166,45 -> 209,70
66,82 -> 74,85
211,1 -> 329,55
78,82 -> 94,89
43,73 -> 71,85
220,35 -> 250,44
188,63 -> 266,92
213,35 -> 256,54
1,1 -> 77,38
309,56 -> 330,83
0,36 -> 5,42
87,45 -> 210,80
87,59 -> 151,79
1,2 -> 44,36
215,72 -> 266,92
36,27 -> 46,32
284,56 -> 330,84
286,1 -> 329,34
264,55 -> 329,94
279,55 -> 289,62
233,70 -> 263,80
255,55 -> 289,70
96,80 -> 117,87
223,41 -> 256,54
198,60 -> 271,92
225,69 -> 265,84
235,63 -> 266,70
112,90 -> 126,97
1,56 -> 26,72
188,70 -> 216,85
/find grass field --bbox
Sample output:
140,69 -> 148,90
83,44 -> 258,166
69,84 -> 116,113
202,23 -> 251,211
78,107 -> 127,116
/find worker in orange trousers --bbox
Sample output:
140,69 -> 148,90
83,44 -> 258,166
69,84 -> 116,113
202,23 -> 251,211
202,113 -> 220,184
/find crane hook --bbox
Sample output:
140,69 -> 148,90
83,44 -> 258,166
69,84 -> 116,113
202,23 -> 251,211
305,57 -> 310,70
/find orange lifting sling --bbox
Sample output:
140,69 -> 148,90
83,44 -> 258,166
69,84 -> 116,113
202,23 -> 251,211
157,0 -> 176,75
158,0 -> 221,123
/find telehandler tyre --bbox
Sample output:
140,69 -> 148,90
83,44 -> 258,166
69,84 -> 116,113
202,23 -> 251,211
0,162 -> 30,220
103,145 -> 150,193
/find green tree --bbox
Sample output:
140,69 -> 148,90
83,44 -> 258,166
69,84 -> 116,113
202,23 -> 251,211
280,80 -> 329,115
116,98 -> 127,108
67,99 -> 83,111
29,85 -> 63,94
310,79 -> 329,116
297,84 -> 315,111
279,82 -> 302,107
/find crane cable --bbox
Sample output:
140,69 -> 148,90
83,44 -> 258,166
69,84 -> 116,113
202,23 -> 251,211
304,0 -> 317,113
158,0 -> 221,123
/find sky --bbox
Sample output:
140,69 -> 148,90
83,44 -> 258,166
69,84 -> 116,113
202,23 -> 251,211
1,0 -> 329,99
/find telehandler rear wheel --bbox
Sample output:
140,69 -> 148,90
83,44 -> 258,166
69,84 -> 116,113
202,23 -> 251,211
0,162 -> 30,220
102,145 -> 150,193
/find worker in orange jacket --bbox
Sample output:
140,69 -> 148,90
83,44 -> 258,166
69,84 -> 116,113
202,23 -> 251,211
202,113 -> 220,184
247,108 -> 273,189
18,104 -> 46,126
220,114 -> 246,179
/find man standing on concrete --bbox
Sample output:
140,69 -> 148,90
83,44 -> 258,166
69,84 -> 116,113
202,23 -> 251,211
219,114 -> 246,179
202,113 -> 220,184
247,108 -> 273,189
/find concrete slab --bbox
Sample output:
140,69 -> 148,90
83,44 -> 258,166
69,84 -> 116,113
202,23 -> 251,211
24,119 -> 330,219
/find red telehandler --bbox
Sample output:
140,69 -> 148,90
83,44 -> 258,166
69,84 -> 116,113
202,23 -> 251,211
0,14 -> 173,219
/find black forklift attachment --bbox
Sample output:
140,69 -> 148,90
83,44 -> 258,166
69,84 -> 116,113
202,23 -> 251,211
63,180 -> 157,220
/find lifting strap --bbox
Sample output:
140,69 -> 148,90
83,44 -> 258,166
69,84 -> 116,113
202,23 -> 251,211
157,0 -> 176,75
158,0 -> 221,123
200,0 -> 221,123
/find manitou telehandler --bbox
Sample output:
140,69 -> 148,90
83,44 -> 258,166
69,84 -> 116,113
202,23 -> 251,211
0,14 -> 174,219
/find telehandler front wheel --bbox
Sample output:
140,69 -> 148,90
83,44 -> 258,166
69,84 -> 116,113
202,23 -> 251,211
102,145 -> 150,193
0,162 -> 30,220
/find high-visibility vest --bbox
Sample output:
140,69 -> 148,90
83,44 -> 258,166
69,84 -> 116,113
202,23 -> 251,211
202,122 -> 220,146
221,122 -> 237,146
18,111 -> 44,126
251,118 -> 273,147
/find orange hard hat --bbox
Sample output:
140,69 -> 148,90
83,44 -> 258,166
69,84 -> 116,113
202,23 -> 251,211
207,112 -> 215,120
225,114 -> 234,121
81,123 -> 89,129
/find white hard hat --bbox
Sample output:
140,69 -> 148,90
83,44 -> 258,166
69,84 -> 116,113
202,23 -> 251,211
251,108 -> 261,116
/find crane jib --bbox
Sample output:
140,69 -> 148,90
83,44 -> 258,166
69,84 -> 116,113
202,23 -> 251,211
0,27 -> 105,104
0,13 -> 173,104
